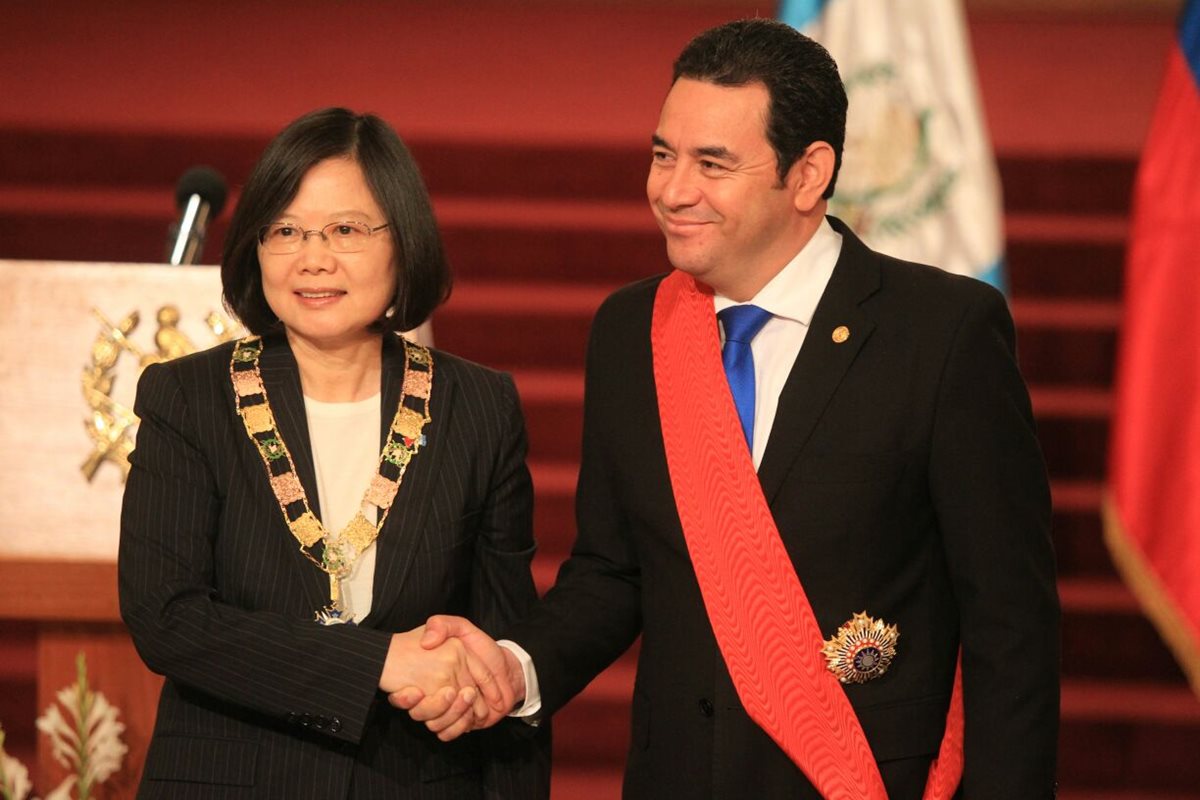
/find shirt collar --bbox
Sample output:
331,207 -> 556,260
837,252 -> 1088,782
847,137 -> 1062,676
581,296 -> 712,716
712,217 -> 843,327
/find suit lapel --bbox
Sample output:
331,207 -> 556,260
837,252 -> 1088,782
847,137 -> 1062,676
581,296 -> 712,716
757,220 -> 881,505
360,335 -> 455,627
255,333 -> 329,610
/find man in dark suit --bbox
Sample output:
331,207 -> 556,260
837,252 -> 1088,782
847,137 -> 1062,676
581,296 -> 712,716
403,19 -> 1059,798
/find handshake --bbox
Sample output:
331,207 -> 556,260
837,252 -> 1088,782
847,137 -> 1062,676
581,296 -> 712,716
378,615 -> 527,742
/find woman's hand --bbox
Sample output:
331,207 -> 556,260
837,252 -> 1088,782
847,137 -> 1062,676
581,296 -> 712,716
379,626 -> 503,738
387,617 -> 525,741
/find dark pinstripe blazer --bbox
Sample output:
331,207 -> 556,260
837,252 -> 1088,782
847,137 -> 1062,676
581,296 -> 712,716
119,332 -> 549,800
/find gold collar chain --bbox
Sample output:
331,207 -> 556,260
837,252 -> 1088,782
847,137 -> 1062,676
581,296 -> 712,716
230,336 -> 433,622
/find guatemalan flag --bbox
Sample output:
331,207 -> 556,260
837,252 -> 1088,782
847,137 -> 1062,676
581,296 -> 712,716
779,0 -> 1006,290
1106,0 -> 1200,697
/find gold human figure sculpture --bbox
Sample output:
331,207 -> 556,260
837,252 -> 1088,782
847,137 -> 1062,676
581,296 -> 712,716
140,305 -> 196,367
81,310 -> 143,480
81,306 -> 241,482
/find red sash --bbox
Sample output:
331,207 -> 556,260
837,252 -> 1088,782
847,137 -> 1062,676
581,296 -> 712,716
650,270 -> 964,799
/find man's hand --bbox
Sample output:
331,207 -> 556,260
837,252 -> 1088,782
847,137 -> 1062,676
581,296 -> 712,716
388,616 -> 526,741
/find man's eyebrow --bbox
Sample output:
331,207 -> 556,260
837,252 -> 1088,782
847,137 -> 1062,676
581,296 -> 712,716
693,145 -> 736,161
651,134 -> 671,149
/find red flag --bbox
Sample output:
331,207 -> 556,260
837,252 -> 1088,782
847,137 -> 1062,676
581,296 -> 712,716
1105,0 -> 1200,695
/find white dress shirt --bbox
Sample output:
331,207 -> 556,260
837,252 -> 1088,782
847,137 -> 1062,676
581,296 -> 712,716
714,218 -> 842,469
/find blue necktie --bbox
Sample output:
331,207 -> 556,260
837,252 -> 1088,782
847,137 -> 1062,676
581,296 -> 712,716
717,304 -> 773,451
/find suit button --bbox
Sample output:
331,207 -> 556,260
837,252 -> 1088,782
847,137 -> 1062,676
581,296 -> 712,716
313,716 -> 327,730
329,717 -> 343,733
299,713 -> 312,728
287,712 -> 300,725
698,698 -> 714,717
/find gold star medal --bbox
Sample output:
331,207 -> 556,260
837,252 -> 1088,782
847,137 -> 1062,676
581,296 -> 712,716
822,612 -> 899,684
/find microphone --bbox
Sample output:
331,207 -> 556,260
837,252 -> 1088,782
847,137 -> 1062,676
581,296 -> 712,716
166,166 -> 228,265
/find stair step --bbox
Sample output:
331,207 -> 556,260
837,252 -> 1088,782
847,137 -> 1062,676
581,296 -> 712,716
438,194 -> 659,293
1012,298 -> 1122,329
1060,681 -> 1200,795
443,223 -> 663,286
1059,588 -> 1188,684
435,283 -> 601,372
435,196 -> 650,233
1058,578 -> 1138,613
0,183 -> 172,216
1030,387 -> 1111,417
528,461 -> 577,569
0,210 -> 203,264
1006,237 -> 1124,302
1000,158 -> 1134,217
446,281 -> 612,316
1053,506 -> 1116,579
1017,325 -> 1116,387
1052,479 -> 1103,511
1005,211 -> 1129,244
1062,680 -> 1200,723
1039,415 -> 1108,481
550,654 -> 636,768
550,767 -> 623,800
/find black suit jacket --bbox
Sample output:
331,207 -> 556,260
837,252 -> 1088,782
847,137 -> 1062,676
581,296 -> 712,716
119,332 -> 549,800
508,219 -> 1059,799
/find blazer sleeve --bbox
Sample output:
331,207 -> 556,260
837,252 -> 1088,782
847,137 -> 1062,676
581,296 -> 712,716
503,297 -> 645,716
118,361 -> 393,744
463,371 -> 551,799
928,284 -> 1060,797
468,372 -> 539,635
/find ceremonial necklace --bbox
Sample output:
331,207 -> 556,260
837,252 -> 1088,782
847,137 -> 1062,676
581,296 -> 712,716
230,335 -> 433,624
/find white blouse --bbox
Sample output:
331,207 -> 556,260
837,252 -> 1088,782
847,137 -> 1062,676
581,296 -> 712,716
305,392 -> 381,622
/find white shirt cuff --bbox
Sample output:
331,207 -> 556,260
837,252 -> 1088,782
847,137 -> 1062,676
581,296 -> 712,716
497,639 -> 542,719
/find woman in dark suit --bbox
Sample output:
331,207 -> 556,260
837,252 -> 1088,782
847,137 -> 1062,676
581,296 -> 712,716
118,107 -> 548,799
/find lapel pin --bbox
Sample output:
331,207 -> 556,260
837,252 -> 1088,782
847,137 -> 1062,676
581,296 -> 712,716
832,325 -> 850,344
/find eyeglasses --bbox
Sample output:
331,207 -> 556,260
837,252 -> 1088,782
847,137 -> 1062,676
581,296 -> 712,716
257,221 -> 390,254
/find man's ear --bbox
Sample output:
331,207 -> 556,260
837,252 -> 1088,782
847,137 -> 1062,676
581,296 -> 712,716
786,141 -> 836,213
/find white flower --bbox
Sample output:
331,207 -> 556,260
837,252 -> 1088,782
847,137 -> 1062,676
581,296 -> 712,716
44,776 -> 77,800
79,694 -> 125,786
1,748 -> 33,800
34,653 -> 128,800
35,702 -> 79,772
